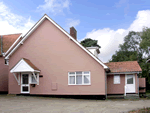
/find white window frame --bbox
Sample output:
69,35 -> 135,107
114,74 -> 120,84
68,71 -> 91,85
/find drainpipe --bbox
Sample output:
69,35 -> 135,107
1,35 -> 3,55
105,72 -> 107,99
138,74 -> 139,97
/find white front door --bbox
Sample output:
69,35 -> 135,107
21,74 -> 30,93
126,74 -> 135,93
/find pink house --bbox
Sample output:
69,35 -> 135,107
0,14 -> 146,98
0,33 -> 21,93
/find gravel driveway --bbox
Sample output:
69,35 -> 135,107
0,95 -> 150,113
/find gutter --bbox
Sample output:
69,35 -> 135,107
107,71 -> 142,75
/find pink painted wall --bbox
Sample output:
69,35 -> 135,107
0,57 -> 8,92
135,73 -> 138,94
139,78 -> 146,93
107,74 -> 125,94
8,19 -> 106,95
107,74 -> 138,94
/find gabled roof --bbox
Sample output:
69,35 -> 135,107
104,61 -> 142,73
10,58 -> 40,73
5,14 -> 108,69
0,33 -> 21,55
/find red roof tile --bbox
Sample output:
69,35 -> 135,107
23,58 -> 40,71
0,33 -> 21,55
104,61 -> 142,73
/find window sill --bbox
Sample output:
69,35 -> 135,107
114,83 -> 120,84
68,84 -> 91,86
30,83 -> 37,84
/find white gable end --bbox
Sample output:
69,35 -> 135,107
10,59 -> 34,73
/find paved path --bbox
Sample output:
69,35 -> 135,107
0,95 -> 150,113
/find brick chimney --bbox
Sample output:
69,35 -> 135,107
70,27 -> 77,40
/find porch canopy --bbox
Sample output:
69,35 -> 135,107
10,58 -> 40,85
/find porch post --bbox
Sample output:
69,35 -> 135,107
13,73 -> 20,85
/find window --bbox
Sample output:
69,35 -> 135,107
68,71 -> 90,85
5,59 -> 9,65
114,75 -> 120,84
31,73 -> 38,84
127,75 -> 133,84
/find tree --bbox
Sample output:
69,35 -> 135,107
110,29 -> 150,89
80,38 -> 101,48
140,27 -> 150,54
110,31 -> 142,62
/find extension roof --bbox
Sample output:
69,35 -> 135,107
104,61 -> 142,73
0,33 -> 21,56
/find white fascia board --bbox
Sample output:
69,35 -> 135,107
4,34 -> 23,57
5,15 -> 46,59
5,14 -> 108,69
107,71 -> 142,75
86,47 -> 99,49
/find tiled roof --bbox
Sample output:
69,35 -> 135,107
23,58 -> 40,71
104,61 -> 142,73
0,33 -> 21,55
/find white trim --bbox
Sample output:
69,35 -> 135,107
10,59 -> 40,73
4,34 -> 22,56
86,47 -> 99,49
125,74 -> 136,93
13,73 -> 20,85
68,71 -> 91,85
107,71 -> 142,75
10,59 -> 34,73
5,14 -> 108,69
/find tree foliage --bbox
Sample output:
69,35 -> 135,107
140,27 -> 150,54
110,30 -> 150,87
110,31 -> 141,62
80,38 -> 101,48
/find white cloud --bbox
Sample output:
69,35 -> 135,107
66,18 -> 80,28
37,0 -> 71,15
0,2 -> 35,35
84,10 -> 150,63
115,0 -> 128,8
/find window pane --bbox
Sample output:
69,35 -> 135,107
23,86 -> 28,91
127,77 -> 133,84
22,74 -> 28,84
69,72 -> 75,75
84,72 -> 89,74
84,75 -> 90,84
32,75 -> 37,83
114,75 -> 120,84
69,76 -> 75,84
76,72 -> 82,75
76,75 -> 82,84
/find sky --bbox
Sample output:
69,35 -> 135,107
0,0 -> 150,63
